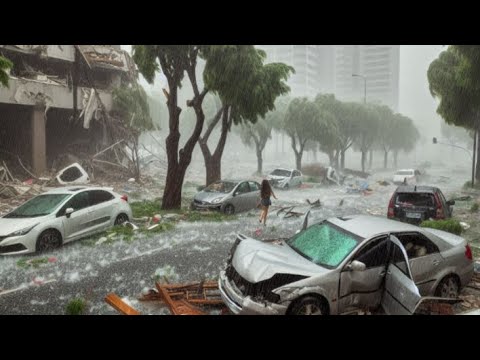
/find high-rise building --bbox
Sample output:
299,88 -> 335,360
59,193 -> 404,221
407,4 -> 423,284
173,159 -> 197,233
334,45 -> 400,111
256,45 -> 334,98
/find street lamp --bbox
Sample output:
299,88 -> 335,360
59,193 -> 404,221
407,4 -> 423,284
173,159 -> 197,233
433,136 -> 476,187
352,74 -> 366,104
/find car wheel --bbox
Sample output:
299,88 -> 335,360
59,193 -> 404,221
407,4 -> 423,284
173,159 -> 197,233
435,276 -> 460,298
289,296 -> 327,315
114,213 -> 129,225
224,204 -> 235,215
36,229 -> 62,253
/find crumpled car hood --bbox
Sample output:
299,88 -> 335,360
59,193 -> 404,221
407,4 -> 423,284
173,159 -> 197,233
232,237 -> 326,283
194,191 -> 227,203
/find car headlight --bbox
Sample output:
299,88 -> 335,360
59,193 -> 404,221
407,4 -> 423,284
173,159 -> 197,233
212,197 -> 224,204
8,224 -> 39,237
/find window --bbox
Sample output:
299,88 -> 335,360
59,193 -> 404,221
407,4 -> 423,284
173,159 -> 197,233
353,237 -> 389,269
5,194 -> 70,218
248,182 -> 260,191
236,182 -> 250,194
204,181 -> 236,194
65,192 -> 90,212
395,233 -> 439,259
391,244 -> 409,276
286,222 -> 361,268
395,193 -> 434,207
89,190 -> 114,206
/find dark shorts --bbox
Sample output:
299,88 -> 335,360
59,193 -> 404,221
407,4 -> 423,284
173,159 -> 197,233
261,198 -> 272,207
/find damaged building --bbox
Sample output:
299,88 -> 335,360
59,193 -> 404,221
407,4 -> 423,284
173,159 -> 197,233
0,45 -> 136,176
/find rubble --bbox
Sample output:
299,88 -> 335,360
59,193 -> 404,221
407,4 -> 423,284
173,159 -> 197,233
56,163 -> 90,185
306,199 -> 321,208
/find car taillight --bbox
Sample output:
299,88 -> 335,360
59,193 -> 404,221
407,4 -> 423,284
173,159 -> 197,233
465,244 -> 473,261
433,193 -> 445,219
121,195 -> 128,202
387,194 -> 395,218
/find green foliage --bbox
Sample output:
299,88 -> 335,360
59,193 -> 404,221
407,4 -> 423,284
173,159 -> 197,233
0,55 -> 13,88
130,199 -> 163,218
420,219 -> 463,235
470,203 -> 479,213
113,84 -> 154,132
17,257 -> 49,269
66,298 -> 87,315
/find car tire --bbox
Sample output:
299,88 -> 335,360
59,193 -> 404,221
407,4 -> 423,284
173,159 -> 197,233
289,296 -> 327,315
435,275 -> 460,298
36,229 -> 62,253
114,213 -> 129,225
223,204 -> 235,215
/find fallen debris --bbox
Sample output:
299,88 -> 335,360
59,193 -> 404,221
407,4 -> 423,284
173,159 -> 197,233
105,293 -> 141,315
306,199 -> 321,208
56,163 -> 90,185
123,222 -> 139,231
460,222 -> 471,230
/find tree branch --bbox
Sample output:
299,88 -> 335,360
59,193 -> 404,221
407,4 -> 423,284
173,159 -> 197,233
200,106 -> 224,144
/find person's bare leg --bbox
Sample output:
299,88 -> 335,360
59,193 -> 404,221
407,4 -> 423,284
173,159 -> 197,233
263,206 -> 269,225
259,206 -> 266,223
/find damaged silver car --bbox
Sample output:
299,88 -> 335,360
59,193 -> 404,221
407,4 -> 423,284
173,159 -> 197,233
219,214 -> 474,315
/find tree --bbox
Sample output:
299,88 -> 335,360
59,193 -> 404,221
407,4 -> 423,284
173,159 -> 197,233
199,46 -> 293,185
374,104 -> 396,169
239,96 -> 291,174
353,104 -> 380,172
428,46 -> 480,179
133,45 -> 208,210
284,98 -> 322,170
390,114 -> 419,167
314,94 -> 342,167
112,84 -> 155,179
0,55 -> 13,88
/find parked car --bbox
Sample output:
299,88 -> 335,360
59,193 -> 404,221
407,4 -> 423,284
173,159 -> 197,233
267,168 -> 303,189
219,214 -> 473,315
393,169 -> 421,185
191,180 -> 261,215
0,187 -> 132,255
388,185 -> 454,224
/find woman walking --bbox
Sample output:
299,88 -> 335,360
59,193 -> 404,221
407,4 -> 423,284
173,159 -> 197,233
259,180 -> 277,226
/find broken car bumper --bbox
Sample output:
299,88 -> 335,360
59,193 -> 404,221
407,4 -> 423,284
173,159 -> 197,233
218,271 -> 288,315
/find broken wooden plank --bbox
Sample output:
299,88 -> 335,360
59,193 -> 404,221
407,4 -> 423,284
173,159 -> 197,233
155,282 -> 206,315
105,293 -> 141,315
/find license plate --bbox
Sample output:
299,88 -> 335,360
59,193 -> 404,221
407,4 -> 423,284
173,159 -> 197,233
406,212 -> 422,219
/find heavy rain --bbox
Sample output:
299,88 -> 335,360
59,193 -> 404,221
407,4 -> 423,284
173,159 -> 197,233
0,45 -> 479,315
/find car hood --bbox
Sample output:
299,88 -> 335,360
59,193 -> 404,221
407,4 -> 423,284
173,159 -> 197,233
0,217 -> 45,236
194,191 -> 228,203
232,237 -> 326,283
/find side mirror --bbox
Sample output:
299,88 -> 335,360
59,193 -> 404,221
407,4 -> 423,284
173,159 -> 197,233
346,260 -> 366,272
232,192 -> 237,197
447,200 -> 455,206
65,208 -> 74,218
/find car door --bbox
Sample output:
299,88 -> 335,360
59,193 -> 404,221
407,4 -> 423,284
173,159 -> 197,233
88,190 -> 116,231
247,181 -> 261,210
381,235 -> 421,315
338,236 -> 389,313
395,232 -> 444,295
438,190 -> 453,217
58,191 -> 94,242
231,182 -> 251,212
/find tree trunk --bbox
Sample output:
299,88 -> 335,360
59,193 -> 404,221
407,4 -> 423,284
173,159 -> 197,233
256,148 -> 263,174
361,151 -> 366,173
313,149 -> 318,162
205,156 -> 221,186
476,130 -> 480,181
328,151 -> 335,167
295,152 -> 303,171
384,151 -> 388,169
340,150 -> 346,169
369,150 -> 373,169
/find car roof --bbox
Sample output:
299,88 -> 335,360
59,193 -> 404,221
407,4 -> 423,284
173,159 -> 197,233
394,185 -> 439,194
327,214 -> 423,239
43,186 -> 115,195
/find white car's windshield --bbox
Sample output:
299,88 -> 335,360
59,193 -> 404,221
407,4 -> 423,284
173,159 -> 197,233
271,169 -> 291,177
286,222 -> 361,268
4,194 -> 70,218
204,181 -> 236,194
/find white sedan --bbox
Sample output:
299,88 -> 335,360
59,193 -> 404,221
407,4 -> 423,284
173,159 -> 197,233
0,187 -> 132,255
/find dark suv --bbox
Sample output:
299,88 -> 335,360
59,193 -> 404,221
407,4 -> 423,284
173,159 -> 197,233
387,186 -> 455,224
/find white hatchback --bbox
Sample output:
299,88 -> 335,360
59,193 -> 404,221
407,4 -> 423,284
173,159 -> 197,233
0,187 -> 132,255
393,169 -> 420,185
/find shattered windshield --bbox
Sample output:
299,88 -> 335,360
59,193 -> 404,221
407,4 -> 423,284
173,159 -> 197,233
286,222 -> 361,268
4,194 -> 70,218
204,181 -> 236,194
271,169 -> 291,177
